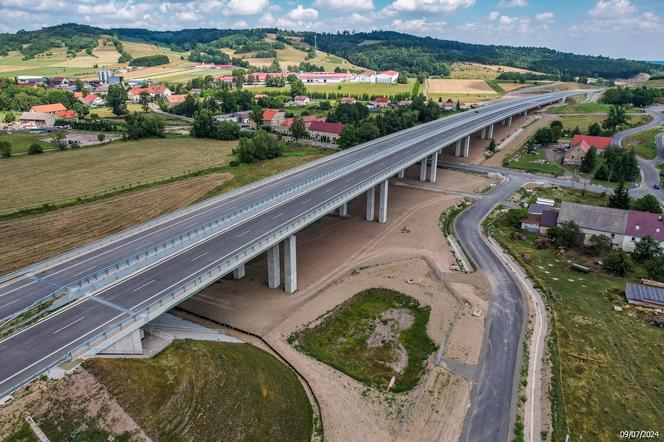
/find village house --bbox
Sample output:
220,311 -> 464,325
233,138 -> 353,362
622,211 -> 664,252
563,134 -> 613,166
297,72 -> 352,83
165,94 -> 187,108
30,103 -> 67,115
17,76 -> 46,85
351,70 -> 376,83
557,202 -> 629,248
370,97 -> 391,108
128,85 -> 171,102
307,121 -> 345,144
262,109 -> 285,129
275,115 -> 326,134
340,97 -> 356,104
19,112 -> 56,128
375,70 -> 399,84
54,109 -> 78,120
79,94 -> 104,106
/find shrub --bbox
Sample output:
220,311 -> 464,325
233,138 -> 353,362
602,251 -> 632,276
27,143 -> 43,155
0,141 -> 11,158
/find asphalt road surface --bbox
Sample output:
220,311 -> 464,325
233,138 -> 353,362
0,92 -> 580,398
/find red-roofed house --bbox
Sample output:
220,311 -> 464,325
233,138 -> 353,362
128,85 -> 171,102
308,121 -> 345,144
293,96 -> 310,106
30,103 -> 66,114
275,115 -> 326,134
297,72 -> 352,83
165,94 -> 187,108
623,211 -> 664,252
54,109 -> 78,120
79,94 -> 104,106
563,140 -> 592,166
340,97 -> 356,104
351,70 -> 376,83
371,97 -> 391,108
73,92 -> 83,99
262,109 -> 285,128
375,70 -> 399,84
572,134 -> 612,150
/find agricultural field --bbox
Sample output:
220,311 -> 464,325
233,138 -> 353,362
488,202 -> 664,441
0,136 -> 238,215
250,78 -> 417,98
623,127 -> 663,159
0,146 -> 328,273
426,79 -> 497,95
556,114 -> 652,134
503,144 -> 566,176
85,341 -> 313,442
291,288 -> 436,392
0,131 -> 50,155
547,102 -> 613,114
449,62 -> 539,80
498,82 -> 531,92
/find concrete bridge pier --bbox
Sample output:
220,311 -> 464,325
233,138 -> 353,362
284,235 -> 297,294
397,169 -> 405,179
378,180 -> 388,224
267,243 -> 280,289
233,264 -> 245,279
524,109 -> 528,116
508,116 -> 513,126
366,187 -> 375,221
487,124 -> 494,139
339,202 -> 348,217
480,127 -> 487,139
419,158 -> 427,181
463,136 -> 471,157
455,139 -> 462,156
430,151 -> 438,182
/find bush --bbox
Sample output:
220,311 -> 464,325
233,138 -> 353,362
0,141 -> 11,158
547,220 -> 582,248
27,143 -> 43,155
602,251 -> 632,276
125,113 -> 165,139
229,160 -> 240,167
236,130 -> 283,164
97,133 -> 106,142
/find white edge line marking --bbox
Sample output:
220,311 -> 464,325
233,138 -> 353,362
52,316 -> 86,335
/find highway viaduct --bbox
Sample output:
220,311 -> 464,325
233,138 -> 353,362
0,91 -> 580,413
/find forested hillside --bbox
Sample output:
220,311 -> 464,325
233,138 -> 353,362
0,24 -> 658,79
304,31 -> 658,79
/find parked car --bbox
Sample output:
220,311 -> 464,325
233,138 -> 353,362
654,184 -> 661,190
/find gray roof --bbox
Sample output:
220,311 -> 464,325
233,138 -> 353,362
625,283 -> 664,307
557,202 -> 628,235
19,112 -> 53,122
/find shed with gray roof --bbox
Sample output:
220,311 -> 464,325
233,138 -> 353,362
557,202 -> 629,247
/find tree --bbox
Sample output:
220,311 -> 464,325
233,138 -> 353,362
588,234 -> 613,255
50,131 -> 67,150
4,111 -> 15,123
290,78 -> 307,98
572,125 -> 581,135
547,220 -> 582,247
588,122 -> 602,136
602,251 -> 632,276
631,194 -> 662,214
249,104 -> 263,128
580,147 -> 597,173
506,208 -> 527,228
0,141 -> 11,158
608,181 -> 631,209
138,91 -> 151,112
533,127 -> 556,144
97,133 -> 106,142
488,138 -> 496,153
290,116 -> 308,141
106,84 -> 128,116
397,72 -> 408,84
124,113 -> 165,139
27,143 -> 43,155
633,235 -> 663,262
644,255 -> 664,282
602,105 -> 627,131
356,121 -> 380,143
236,131 -> 283,163
337,125 -> 358,149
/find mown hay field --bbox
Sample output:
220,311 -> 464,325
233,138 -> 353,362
426,79 -> 497,94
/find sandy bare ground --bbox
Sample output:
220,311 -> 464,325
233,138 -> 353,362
179,168 -> 497,442
0,173 -> 231,275
427,79 -> 497,94
0,369 -> 149,441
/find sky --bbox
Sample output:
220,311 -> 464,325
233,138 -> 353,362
0,0 -> 662,60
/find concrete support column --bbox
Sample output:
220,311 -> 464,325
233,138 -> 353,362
455,139 -> 462,156
397,169 -> 405,179
378,180 -> 388,224
339,202 -> 348,217
524,109 -> 528,116
366,186 -> 375,221
267,243 -> 280,289
463,135 -> 470,158
508,116 -> 512,126
419,157 -> 427,181
233,263 -> 245,279
487,124 -> 494,139
284,235 -> 297,294
480,127 -> 487,139
430,152 -> 438,182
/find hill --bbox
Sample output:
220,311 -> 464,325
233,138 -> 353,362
0,24 -> 659,79
304,31 -> 659,79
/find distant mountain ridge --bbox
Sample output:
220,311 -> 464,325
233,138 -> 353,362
0,24 -> 660,79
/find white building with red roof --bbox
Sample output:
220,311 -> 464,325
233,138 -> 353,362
307,121 -> 345,144
165,94 -> 187,108
297,72 -> 352,83
293,96 -> 310,106
375,70 -> 399,84
128,85 -> 171,102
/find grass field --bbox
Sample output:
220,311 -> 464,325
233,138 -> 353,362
623,127 -> 663,159
556,114 -> 652,133
547,103 -> 613,114
0,136 -> 237,214
488,208 -> 664,441
250,78 -> 416,98
0,131 -> 50,154
0,146 -> 328,273
86,340 -> 313,442
503,146 -> 566,176
448,62 -> 539,80
426,78 -> 496,94
291,288 -> 436,392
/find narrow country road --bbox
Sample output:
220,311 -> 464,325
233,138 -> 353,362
149,102 -> 194,122
455,174 -> 528,442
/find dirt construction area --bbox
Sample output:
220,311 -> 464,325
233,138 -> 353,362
178,168 -> 500,442
426,79 -> 497,95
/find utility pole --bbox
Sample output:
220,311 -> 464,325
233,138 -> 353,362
314,35 -> 317,52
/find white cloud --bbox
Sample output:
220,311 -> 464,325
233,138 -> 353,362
580,0 -> 663,33
389,18 -> 446,35
313,0 -> 374,11
288,5 -> 318,20
488,11 -> 499,21
386,0 -> 474,13
535,12 -> 554,23
589,0 -> 635,18
498,0 -> 526,8
223,0 -> 269,16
